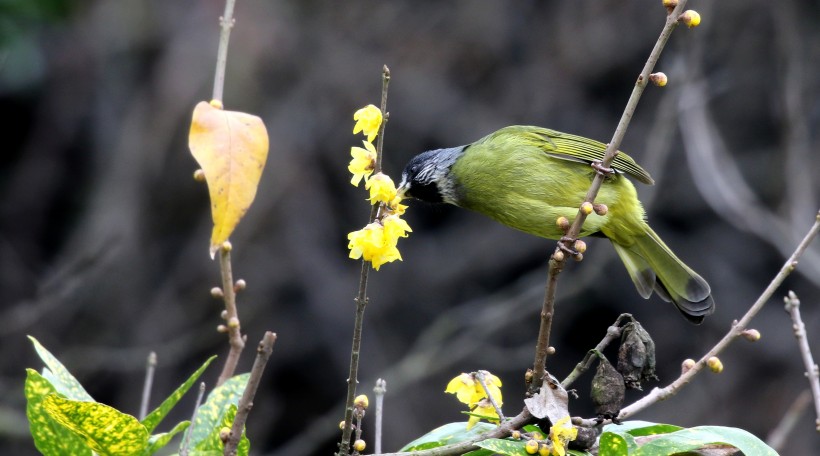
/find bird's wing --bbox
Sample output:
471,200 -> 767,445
515,126 -> 655,185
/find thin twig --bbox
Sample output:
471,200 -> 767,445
610,211 -> 820,421
562,315 -> 632,389
181,382 -> 207,456
212,0 -> 237,102
340,66 -> 391,456
530,0 -> 689,392
224,331 -> 277,456
475,370 -> 506,422
783,291 -> 820,430
374,378 -> 386,455
217,245 -> 246,386
767,389 -> 812,451
139,351 -> 157,420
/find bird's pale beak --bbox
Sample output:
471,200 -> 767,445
396,180 -> 410,198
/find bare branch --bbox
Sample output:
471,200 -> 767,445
783,292 -> 820,431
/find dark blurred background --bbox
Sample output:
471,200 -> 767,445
2,0 -> 819,454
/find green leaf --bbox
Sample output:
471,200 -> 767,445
145,420 -> 190,455
42,394 -> 148,456
603,420 -> 682,437
24,369 -> 91,456
568,450 -> 593,456
28,336 -> 93,401
474,438 -> 528,456
141,355 -> 216,433
633,426 -> 777,456
462,449 -> 495,456
399,422 -> 496,451
180,373 -> 249,452
599,430 -> 636,456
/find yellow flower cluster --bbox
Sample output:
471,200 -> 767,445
445,372 -> 503,429
549,416 -> 578,456
347,104 -> 412,270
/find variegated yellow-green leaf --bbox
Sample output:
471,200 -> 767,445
42,394 -> 148,456
28,336 -> 93,401
190,404 -> 250,455
25,369 -> 91,456
146,419 -> 190,454
142,355 -> 216,433
181,373 -> 249,452
188,101 -> 269,257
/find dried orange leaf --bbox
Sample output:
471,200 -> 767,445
188,101 -> 269,257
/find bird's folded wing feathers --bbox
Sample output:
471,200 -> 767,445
523,127 -> 655,185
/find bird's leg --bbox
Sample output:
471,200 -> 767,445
591,159 -> 614,177
558,236 -> 579,256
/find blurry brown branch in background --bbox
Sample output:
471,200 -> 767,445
783,291 -> 820,431
224,331 -> 277,456
339,65 -> 391,456
572,211 -> 820,426
530,0 -> 690,393
139,351 -> 157,421
767,390 -> 813,452
181,382 -> 207,456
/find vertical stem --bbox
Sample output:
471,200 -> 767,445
784,292 -> 820,430
217,246 -> 245,386
139,351 -> 157,420
212,0 -> 238,102
374,378 -> 386,454
340,67 -> 392,456
181,382 -> 207,456
529,0 -> 688,391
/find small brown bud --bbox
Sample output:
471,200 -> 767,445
193,169 -> 206,182
219,427 -> 231,442
354,394 -> 370,409
538,443 -> 550,456
221,310 -> 228,320
580,202 -> 594,215
227,317 -> 240,329
707,356 -> 723,373
649,72 -> 668,87
552,250 -> 565,262
573,253 -> 584,262
574,240 -> 587,254
681,358 -> 696,374
221,241 -> 232,252
511,430 -> 521,440
556,216 -> 570,232
741,329 -> 761,342
211,287 -> 224,298
217,324 -> 228,333
524,369 -> 534,383
679,10 -> 701,28
525,439 -> 539,454
547,346 -> 556,355
338,420 -> 346,430
593,203 -> 608,216
662,0 -> 678,12
234,279 -> 247,291
353,439 -> 366,452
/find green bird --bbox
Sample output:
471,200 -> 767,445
397,125 -> 714,324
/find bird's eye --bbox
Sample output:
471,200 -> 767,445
410,165 -> 420,174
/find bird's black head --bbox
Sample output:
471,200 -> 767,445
398,150 -> 447,203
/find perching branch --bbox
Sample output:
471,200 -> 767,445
530,0 -> 690,392
783,291 -> 820,431
216,245 -> 246,386
606,211 -> 820,422
224,331 -> 277,456
562,314 -> 632,389
339,66 -> 391,456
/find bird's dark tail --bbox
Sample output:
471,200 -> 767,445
611,227 -> 714,324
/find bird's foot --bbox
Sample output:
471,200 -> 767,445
591,160 -> 614,177
558,236 -> 578,255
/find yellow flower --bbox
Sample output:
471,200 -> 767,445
347,222 -> 403,271
353,104 -> 383,143
467,399 -> 499,429
365,172 -> 398,205
549,416 -> 577,456
382,214 -> 412,242
445,372 -> 503,407
348,141 -> 377,187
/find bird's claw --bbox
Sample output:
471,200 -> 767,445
558,236 -> 579,256
591,160 -> 614,176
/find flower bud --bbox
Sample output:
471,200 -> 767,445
741,329 -> 761,342
574,240 -> 587,254
354,394 -> 370,409
234,279 -> 246,291
649,72 -> 668,87
227,317 -> 240,329
211,287 -> 224,298
552,250 -> 565,262
219,427 -> 231,442
556,216 -> 570,232
547,346 -> 556,355
338,420 -> 346,430
193,169 -> 206,182
580,202 -> 594,215
573,253 -> 583,262
662,0 -> 678,11
221,241 -> 232,252
679,10 -> 701,28
681,358 -> 696,374
217,324 -> 228,333
530,432 -> 544,441
593,203 -> 608,216
707,356 -> 723,373
538,443 -> 550,456
209,99 -> 224,110
525,439 -> 539,454
353,439 -> 366,452
511,430 -> 521,440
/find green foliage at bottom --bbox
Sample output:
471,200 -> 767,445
400,422 -> 496,452
601,421 -> 778,456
